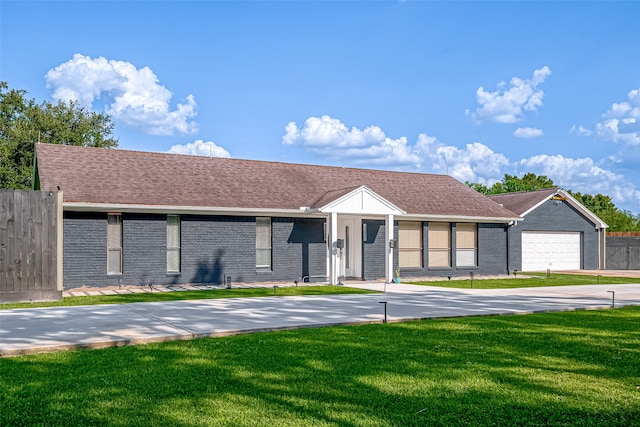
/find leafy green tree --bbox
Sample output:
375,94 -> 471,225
569,191 -> 640,232
0,81 -> 118,189
467,172 -> 640,231
465,173 -> 554,195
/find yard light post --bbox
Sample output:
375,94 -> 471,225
607,290 -> 615,308
379,301 -> 388,323
470,271 -> 474,288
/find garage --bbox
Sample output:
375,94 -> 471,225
521,231 -> 581,271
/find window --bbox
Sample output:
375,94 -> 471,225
256,217 -> 272,270
107,214 -> 122,274
428,222 -> 450,268
456,223 -> 477,267
167,215 -> 181,273
398,221 -> 423,268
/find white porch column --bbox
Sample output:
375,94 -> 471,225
330,212 -> 339,285
385,214 -> 394,283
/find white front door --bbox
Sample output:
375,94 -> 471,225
337,218 -> 360,278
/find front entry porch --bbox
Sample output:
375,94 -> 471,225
303,185 -> 405,285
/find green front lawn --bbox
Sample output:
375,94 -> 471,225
1,307 -> 639,426
409,273 -> 639,289
0,286 -> 374,310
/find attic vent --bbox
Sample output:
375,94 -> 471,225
552,195 -> 567,201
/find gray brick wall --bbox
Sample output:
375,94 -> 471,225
509,199 -> 600,271
362,220 -> 386,280
63,213 -> 326,289
63,212 -> 111,288
123,214 -> 171,286
478,223 -> 508,275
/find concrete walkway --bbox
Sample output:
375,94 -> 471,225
2,282 -> 640,357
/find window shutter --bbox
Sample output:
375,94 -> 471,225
167,215 -> 181,272
428,222 -> 450,267
456,223 -> 477,249
256,217 -> 272,269
107,214 -> 122,274
398,221 -> 422,268
456,223 -> 477,267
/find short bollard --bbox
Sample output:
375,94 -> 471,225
379,301 -> 388,323
273,285 -> 279,296
546,269 -> 551,278
607,291 -> 615,308
226,276 -> 231,289
469,271 -> 474,288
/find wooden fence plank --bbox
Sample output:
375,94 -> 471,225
5,191 -> 16,291
0,191 -> 11,292
0,190 -> 61,302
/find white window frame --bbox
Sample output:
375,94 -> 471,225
107,214 -> 122,275
167,215 -> 181,273
256,217 -> 272,270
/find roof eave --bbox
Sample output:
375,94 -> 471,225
63,202 -> 327,218
400,213 -> 521,224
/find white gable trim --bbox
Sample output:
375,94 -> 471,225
521,189 -> 608,229
314,185 -> 405,216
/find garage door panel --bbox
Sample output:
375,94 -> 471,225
522,232 -> 581,271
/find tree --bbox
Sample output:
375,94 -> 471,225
467,172 -> 640,232
0,81 -> 118,189
465,173 -> 555,195
569,191 -> 640,232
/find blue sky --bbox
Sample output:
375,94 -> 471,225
2,1 -> 640,214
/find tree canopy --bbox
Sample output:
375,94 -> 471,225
467,173 -> 555,195
0,81 -> 118,189
467,173 -> 640,232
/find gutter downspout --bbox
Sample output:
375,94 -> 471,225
506,222 -> 511,275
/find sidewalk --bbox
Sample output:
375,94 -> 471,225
2,282 -> 640,357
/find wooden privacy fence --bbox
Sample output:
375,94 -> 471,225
1,190 -> 63,302
606,232 -> 640,270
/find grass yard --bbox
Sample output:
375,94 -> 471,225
1,307 -> 639,426
0,286 -> 374,310
408,273 -> 640,289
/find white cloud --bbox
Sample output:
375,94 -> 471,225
283,115 -> 420,166
514,127 -> 543,138
283,115 -> 386,148
415,135 -> 509,182
283,115 -> 640,212
167,140 -> 231,158
570,125 -> 593,137
466,66 -> 552,124
45,54 -> 198,136
517,154 -> 640,208
282,115 -> 507,182
595,88 -> 640,145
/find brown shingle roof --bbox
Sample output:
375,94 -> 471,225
36,143 -> 519,220
487,188 -> 558,215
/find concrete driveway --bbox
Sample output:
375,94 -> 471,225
1,282 -> 639,357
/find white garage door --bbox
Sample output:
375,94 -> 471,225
521,232 -> 581,271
